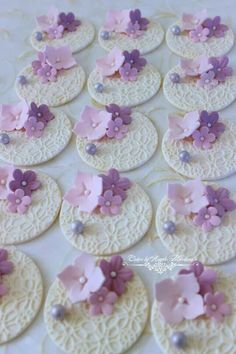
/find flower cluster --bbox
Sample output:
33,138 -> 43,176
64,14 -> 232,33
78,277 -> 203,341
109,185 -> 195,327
0,100 -> 54,138
0,249 -> 14,298
32,45 -> 76,83
180,55 -> 233,89
168,110 -> 225,150
103,8 -> 149,38
180,10 -> 228,42
58,253 -> 133,316
96,47 -> 147,81
36,7 -> 80,39
74,104 -> 132,142
168,179 -> 236,232
155,260 -> 231,324
64,169 -> 131,216
0,166 -> 41,215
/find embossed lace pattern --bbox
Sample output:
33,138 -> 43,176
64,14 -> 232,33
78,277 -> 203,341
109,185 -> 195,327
98,21 -> 164,54
15,65 -> 86,107
88,65 -> 161,107
76,112 -> 158,172
162,121 -> 236,180
0,111 -> 71,166
31,20 -> 95,53
166,21 -> 235,59
60,183 -> 153,255
0,247 -> 43,344
0,172 -> 61,244
156,193 -> 236,265
151,272 -> 236,354
45,273 -> 149,354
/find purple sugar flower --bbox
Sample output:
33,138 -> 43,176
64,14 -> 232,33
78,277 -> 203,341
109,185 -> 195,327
88,287 -> 118,316
106,118 -> 128,140
129,9 -> 149,30
208,56 -> 232,82
58,12 -> 81,32
105,104 -> 132,125
24,117 -> 45,138
38,64 -> 57,83
192,126 -> 216,149
99,168 -> 131,200
189,25 -> 210,42
202,16 -> 228,37
0,249 -> 14,276
123,49 -> 147,72
98,190 -> 122,216
7,189 -> 32,214
119,63 -> 138,81
32,52 -> 46,75
204,292 -> 231,322
197,70 -> 218,89
100,255 -> 133,295
206,186 -> 236,217
193,206 -> 221,232
126,21 -> 143,38
28,102 -> 54,125
9,169 -> 41,196
47,24 -> 64,39
199,110 -> 225,138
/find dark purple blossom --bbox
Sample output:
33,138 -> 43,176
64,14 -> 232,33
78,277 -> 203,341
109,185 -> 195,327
28,102 -> 54,125
199,110 -> 225,138
129,9 -> 149,30
0,249 -> 14,276
206,186 -> 236,217
123,49 -> 147,72
208,56 -> 233,82
58,12 -> 81,32
99,168 -> 131,200
202,16 -> 228,37
9,169 -> 41,196
105,104 -> 132,125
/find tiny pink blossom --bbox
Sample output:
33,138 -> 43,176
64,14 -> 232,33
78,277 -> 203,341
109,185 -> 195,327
38,64 -> 57,83
24,116 -> 45,138
74,106 -> 112,141
126,22 -> 143,38
45,45 -> 77,70
7,188 -> 31,214
204,292 -> 231,322
106,118 -> 128,140
57,253 -> 105,303
96,47 -> 125,77
103,9 -> 131,33
168,111 -> 200,140
192,126 -> 216,149
119,63 -> 138,81
0,100 -> 29,131
189,25 -> 210,42
36,7 -> 59,32
0,165 -> 14,200
88,286 -> 118,316
98,189 -> 122,216
193,206 -> 221,232
47,24 -> 64,39
64,171 -> 103,213
181,9 -> 208,31
197,71 -> 218,89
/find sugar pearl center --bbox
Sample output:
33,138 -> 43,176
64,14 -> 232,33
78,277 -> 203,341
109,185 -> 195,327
211,304 -> 217,311
98,296 -> 104,302
105,201 -> 111,207
205,79 -> 210,84
37,112 -> 42,118
0,179 -> 5,185
114,127 -> 119,132
184,197 -> 191,204
204,213 -> 210,219
21,181 -> 27,186
79,276 -> 86,284
178,296 -> 185,304
200,136 -> 205,141
84,189 -> 91,196
16,198 -> 21,204
110,271 -> 117,278
92,122 -> 98,128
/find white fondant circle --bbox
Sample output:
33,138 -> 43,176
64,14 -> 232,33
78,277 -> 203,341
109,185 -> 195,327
0,171 -> 61,245
15,65 -> 86,107
98,21 -> 164,54
0,247 -> 43,344
166,21 -> 234,59
162,120 -> 236,180
60,183 -> 152,255
156,188 -> 236,265
88,64 -> 161,107
31,20 -> 95,53
163,65 -> 236,111
76,112 -> 158,172
45,272 -> 149,354
0,111 -> 71,166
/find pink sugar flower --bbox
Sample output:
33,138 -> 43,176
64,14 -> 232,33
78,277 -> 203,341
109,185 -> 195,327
192,126 -> 216,149
47,24 -> 64,39
7,189 -> 31,214
189,25 -> 210,42
88,287 -> 118,316
193,206 -> 221,232
181,55 -> 213,77
103,10 -> 130,33
38,64 -> 57,83
24,117 -> 45,138
0,100 -> 29,131
204,292 -> 231,322
36,7 -> 59,32
45,45 -> 77,70
0,165 -> 14,200
181,9 -> 208,31
168,111 -> 200,140
98,190 -> 122,216
96,47 -> 125,77
106,118 -> 128,140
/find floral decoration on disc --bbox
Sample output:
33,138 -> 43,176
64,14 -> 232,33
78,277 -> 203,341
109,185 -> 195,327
87,48 -> 161,106
74,104 -> 158,171
166,10 -> 234,59
162,110 -> 236,179
98,8 -> 164,54
0,247 -> 43,344
156,179 -> 236,264
30,7 -> 95,53
151,261 -> 236,354
163,55 -> 236,111
0,101 -> 71,165
44,252 -> 149,354
15,45 -> 86,107
0,165 -> 61,245
60,169 -> 152,255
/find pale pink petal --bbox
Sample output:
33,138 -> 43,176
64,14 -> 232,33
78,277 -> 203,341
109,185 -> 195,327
57,265 -> 81,290
183,294 -> 204,319
89,304 -> 102,316
101,303 -> 114,316
155,278 -> 177,302
177,273 -> 199,297
86,266 -> 105,292
160,301 -> 184,324
106,291 -> 118,304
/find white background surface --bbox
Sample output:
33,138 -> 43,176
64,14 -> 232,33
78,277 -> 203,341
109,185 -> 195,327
0,0 -> 236,353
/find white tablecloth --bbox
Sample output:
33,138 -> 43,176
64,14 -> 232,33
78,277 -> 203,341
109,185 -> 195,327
0,0 -> 236,353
